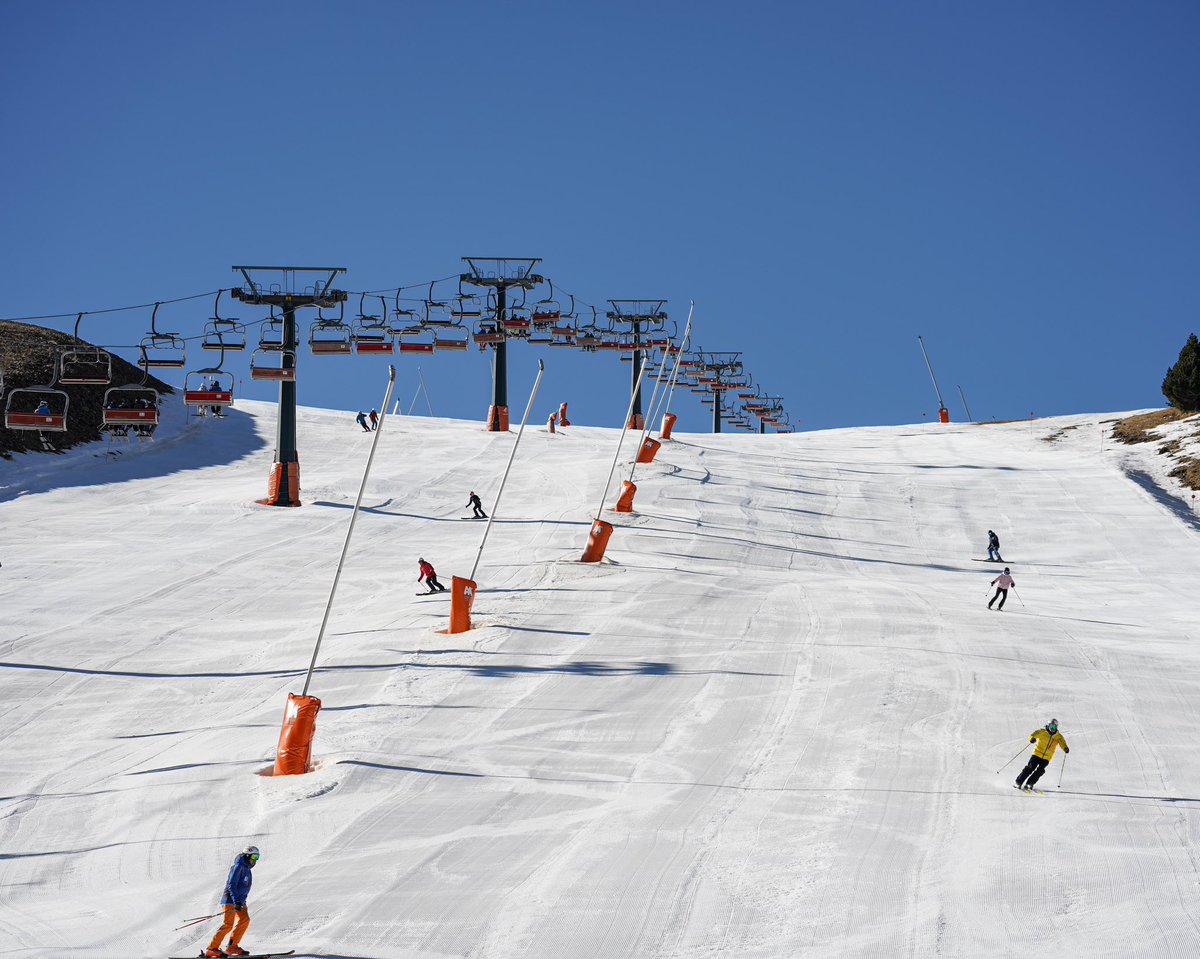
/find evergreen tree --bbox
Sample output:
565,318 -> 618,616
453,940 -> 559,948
1162,333 -> 1200,412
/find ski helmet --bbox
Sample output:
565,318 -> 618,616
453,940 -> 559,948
1047,719 -> 1058,732
1003,567 -> 1010,573
243,845 -> 260,861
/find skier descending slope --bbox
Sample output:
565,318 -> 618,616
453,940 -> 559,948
1015,720 -> 1069,791
988,568 -> 1015,610
418,557 -> 446,593
204,845 -> 259,958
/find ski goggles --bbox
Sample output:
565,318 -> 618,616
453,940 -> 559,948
248,853 -> 260,862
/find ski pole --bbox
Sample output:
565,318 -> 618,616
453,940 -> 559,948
173,913 -> 220,931
1057,753 -> 1067,789
1012,586 -> 1027,608
996,743 -> 1030,774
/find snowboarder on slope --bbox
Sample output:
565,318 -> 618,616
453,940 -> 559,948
204,845 -> 260,957
419,557 -> 446,593
467,491 -> 487,519
1015,719 -> 1069,791
986,530 -> 1003,562
355,411 -> 370,432
369,409 -> 379,431
988,567 -> 1015,610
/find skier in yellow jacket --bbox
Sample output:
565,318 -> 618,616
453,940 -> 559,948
1015,719 -> 1069,791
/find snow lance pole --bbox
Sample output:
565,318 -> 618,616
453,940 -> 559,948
594,363 -> 650,524
469,360 -> 544,582
659,300 -> 694,426
1057,753 -> 1067,789
996,742 -> 1030,774
174,913 -> 222,931
626,307 -> 691,485
917,335 -> 947,416
957,384 -> 974,423
302,365 -> 396,697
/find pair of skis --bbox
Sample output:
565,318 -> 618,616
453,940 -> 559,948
170,951 -> 294,959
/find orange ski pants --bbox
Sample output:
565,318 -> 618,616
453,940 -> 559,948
208,904 -> 250,949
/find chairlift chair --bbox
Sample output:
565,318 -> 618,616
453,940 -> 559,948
473,320 -> 504,351
399,327 -> 436,355
58,346 -> 113,385
5,385 -> 69,431
502,308 -> 532,337
250,349 -> 297,382
309,321 -> 352,355
102,385 -> 160,429
184,369 -> 234,409
258,314 -> 286,351
434,326 -> 469,351
450,295 -> 484,319
203,319 -> 247,352
137,303 -> 186,368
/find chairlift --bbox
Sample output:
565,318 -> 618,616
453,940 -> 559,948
423,282 -> 453,326
5,385 -> 69,432
310,303 -> 352,356
137,303 -> 186,369
434,326 -> 469,351
57,313 -> 113,385
184,369 -> 234,409
531,280 -> 561,326
250,349 -> 297,381
352,294 -> 395,354
258,310 -> 286,351
398,327 -> 436,355
450,295 -> 484,319
202,292 -> 247,352
473,319 -> 504,351
502,306 -> 532,336
390,292 -> 422,335
102,383 -> 160,431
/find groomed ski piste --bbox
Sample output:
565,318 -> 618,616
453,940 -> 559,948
3,399 -> 1200,958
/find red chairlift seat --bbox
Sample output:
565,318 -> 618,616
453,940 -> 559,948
5,387 -> 69,432
354,335 -> 396,355
184,370 -> 234,408
102,385 -> 160,427
435,333 -> 469,351
250,349 -> 297,381
58,347 -> 113,385
399,341 -> 436,354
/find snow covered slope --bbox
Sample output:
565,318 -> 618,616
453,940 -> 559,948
2,402 -> 1199,958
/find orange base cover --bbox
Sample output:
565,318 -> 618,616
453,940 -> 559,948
636,437 -> 661,464
613,480 -> 637,513
258,460 -> 301,507
446,576 -> 477,634
273,693 -> 322,776
487,405 -> 510,432
660,412 -> 677,440
581,519 -> 615,563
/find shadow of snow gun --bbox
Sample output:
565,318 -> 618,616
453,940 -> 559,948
272,365 -> 396,776
444,361 -> 545,635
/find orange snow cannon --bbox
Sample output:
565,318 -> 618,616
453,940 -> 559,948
558,401 -> 570,427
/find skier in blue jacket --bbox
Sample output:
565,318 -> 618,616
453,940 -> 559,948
204,845 -> 259,957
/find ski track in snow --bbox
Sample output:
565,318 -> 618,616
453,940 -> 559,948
1,403 -> 1199,957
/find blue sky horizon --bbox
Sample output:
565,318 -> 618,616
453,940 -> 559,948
2,1 -> 1197,432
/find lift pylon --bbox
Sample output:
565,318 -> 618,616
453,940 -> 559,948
460,258 -> 543,431
696,352 -> 743,433
607,300 -> 668,429
231,266 -> 347,506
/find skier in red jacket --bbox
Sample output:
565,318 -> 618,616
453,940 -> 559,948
418,558 -> 446,593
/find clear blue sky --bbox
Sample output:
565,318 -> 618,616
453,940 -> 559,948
2,1 -> 1197,432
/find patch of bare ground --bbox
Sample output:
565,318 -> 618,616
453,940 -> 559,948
1169,459 -> 1200,491
1111,408 -> 1194,444
1043,424 -> 1081,443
